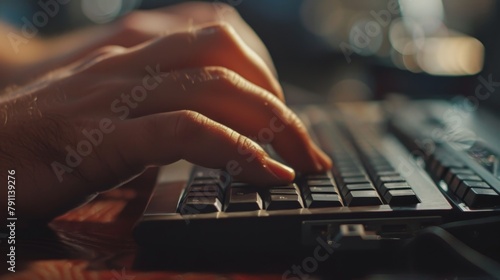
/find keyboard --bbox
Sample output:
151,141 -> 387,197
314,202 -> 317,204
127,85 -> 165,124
134,101 -> 499,251
178,118 -> 421,215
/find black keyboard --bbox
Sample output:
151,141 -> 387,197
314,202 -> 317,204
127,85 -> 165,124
178,120 -> 422,215
135,101 -> 500,252
427,147 -> 500,208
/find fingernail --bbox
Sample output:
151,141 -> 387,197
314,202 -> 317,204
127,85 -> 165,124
264,157 -> 295,182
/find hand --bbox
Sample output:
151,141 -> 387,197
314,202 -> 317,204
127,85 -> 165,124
1,2 -> 276,88
0,12 -> 331,224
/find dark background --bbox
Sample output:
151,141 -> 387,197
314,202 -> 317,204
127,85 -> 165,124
1,0 -> 499,108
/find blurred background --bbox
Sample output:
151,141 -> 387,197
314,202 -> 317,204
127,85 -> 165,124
1,0 -> 499,105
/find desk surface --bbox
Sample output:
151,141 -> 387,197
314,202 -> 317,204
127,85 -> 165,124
0,168 -> 300,280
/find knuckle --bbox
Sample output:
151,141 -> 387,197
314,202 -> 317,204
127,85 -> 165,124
190,21 -> 234,43
233,132 -> 267,162
203,66 -> 244,91
235,133 -> 260,153
206,66 -> 235,82
234,133 -> 251,151
174,110 -> 207,143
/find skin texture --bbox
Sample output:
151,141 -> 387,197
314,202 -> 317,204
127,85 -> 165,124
0,2 -> 331,224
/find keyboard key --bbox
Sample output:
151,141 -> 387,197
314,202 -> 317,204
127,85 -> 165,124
304,174 -> 331,180
374,171 -> 400,177
369,159 -> 391,166
384,189 -> 420,205
191,179 -> 221,188
269,188 -> 298,194
455,181 -> 491,199
306,194 -> 343,208
444,168 -> 475,185
186,191 -> 222,201
435,161 -> 466,180
266,194 -> 304,210
339,171 -> 366,178
376,176 -> 406,189
344,190 -> 382,206
182,197 -> 222,214
371,165 -> 396,173
341,183 -> 375,196
225,188 -> 263,212
189,184 -> 220,193
307,179 -> 334,186
341,176 -> 371,186
308,186 -> 337,194
379,182 -> 412,195
192,168 -> 220,179
337,166 -> 364,174
449,174 -> 482,192
335,161 -> 360,167
271,184 -> 297,190
464,188 -> 500,208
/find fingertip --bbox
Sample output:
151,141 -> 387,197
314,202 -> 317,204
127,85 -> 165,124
311,143 -> 333,171
264,157 -> 295,183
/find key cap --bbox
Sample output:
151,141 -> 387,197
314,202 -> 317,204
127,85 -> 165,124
337,167 -> 364,174
266,194 -> 304,210
191,179 -> 221,188
307,179 -> 334,186
181,197 -> 222,214
455,181 -> 491,199
192,167 -> 220,179
371,165 -> 396,173
304,174 -> 331,180
376,176 -> 406,189
384,189 -> 420,205
271,184 -> 297,189
435,160 -> 466,180
306,194 -> 342,208
369,158 -> 391,166
189,184 -> 220,193
374,171 -> 400,177
225,188 -> 263,212
464,188 -> 500,208
269,188 -> 298,194
378,182 -> 412,195
444,168 -> 475,185
186,191 -> 222,201
308,186 -> 337,194
339,171 -> 366,178
341,176 -> 371,186
341,183 -> 375,196
449,174 -> 482,192
344,190 -> 382,206
269,184 -> 299,196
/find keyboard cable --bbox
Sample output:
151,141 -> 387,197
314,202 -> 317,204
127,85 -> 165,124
403,216 -> 500,278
